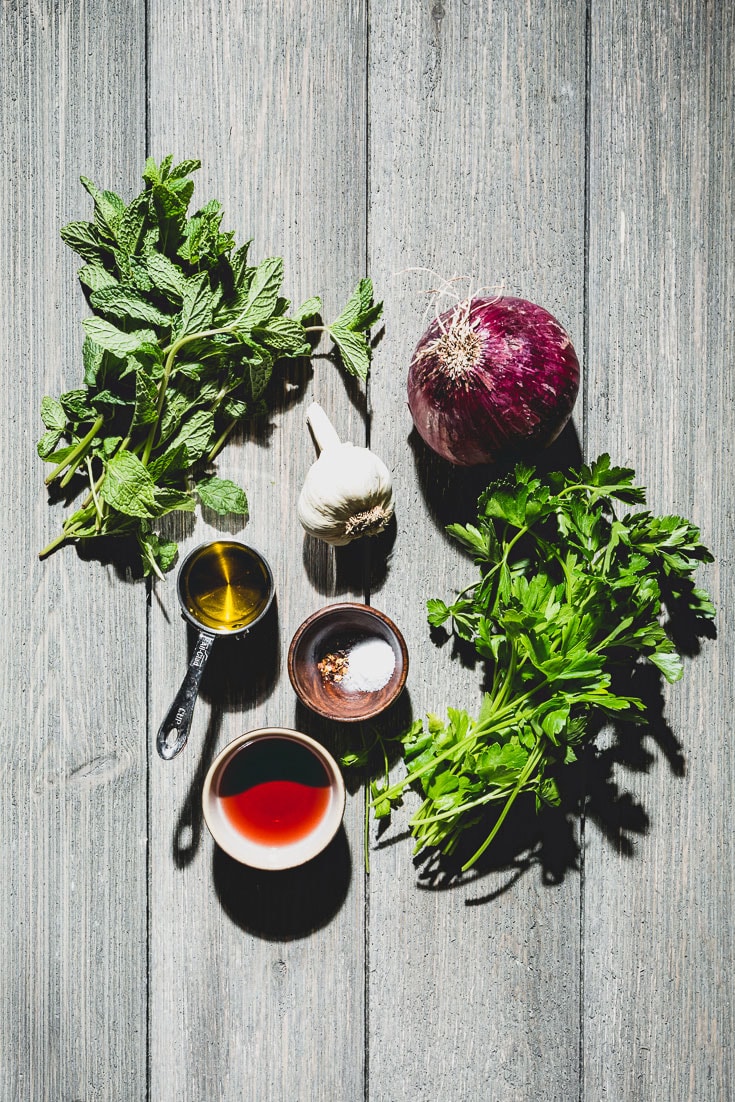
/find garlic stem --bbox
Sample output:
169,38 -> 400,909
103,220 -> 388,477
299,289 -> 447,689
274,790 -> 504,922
306,402 -> 342,453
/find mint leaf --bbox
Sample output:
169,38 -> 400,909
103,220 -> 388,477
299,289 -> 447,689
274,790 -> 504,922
100,452 -> 157,517
60,221 -> 109,264
40,156 -> 383,577
78,264 -> 120,293
237,257 -> 283,327
168,158 -> 201,181
132,368 -> 159,429
90,286 -> 172,327
147,444 -> 188,483
327,279 -> 383,381
138,530 -> 179,578
37,430 -> 64,460
117,193 -> 148,257
222,397 -> 249,420
60,389 -> 95,422
80,176 -> 125,238
328,326 -> 371,381
293,295 -> 322,323
167,409 -> 214,464
175,272 -> 214,339
241,343 -> 274,400
145,251 -> 187,300
152,487 -> 196,515
195,475 -> 248,516
252,315 -> 309,355
81,317 -> 156,357
142,157 -> 165,187
331,278 -> 378,329
41,396 -> 66,433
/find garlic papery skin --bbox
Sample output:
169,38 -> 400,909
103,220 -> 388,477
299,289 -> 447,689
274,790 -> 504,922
297,402 -> 395,546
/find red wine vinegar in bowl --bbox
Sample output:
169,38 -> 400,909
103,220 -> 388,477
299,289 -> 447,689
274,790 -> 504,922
202,728 -> 345,869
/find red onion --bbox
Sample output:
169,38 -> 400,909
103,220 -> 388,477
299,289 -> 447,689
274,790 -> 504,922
407,296 -> 580,466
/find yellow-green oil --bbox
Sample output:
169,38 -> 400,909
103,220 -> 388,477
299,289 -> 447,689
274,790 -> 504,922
181,542 -> 272,632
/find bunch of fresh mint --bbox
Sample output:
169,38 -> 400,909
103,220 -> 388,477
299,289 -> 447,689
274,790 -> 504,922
38,156 -> 381,577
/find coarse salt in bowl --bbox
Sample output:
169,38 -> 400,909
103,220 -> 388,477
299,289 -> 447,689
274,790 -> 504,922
287,602 -> 409,722
339,636 -> 396,692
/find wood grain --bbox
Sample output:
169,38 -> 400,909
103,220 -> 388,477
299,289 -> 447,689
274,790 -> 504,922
0,2 -> 147,1099
3,2 -> 733,1098
146,2 -> 368,1099
366,2 -> 587,1099
584,2 -> 735,1098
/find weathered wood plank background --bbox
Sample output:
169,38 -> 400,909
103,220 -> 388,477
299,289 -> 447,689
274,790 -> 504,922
1,2 -> 732,1100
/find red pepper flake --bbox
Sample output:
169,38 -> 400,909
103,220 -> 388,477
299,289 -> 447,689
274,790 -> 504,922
318,650 -> 349,683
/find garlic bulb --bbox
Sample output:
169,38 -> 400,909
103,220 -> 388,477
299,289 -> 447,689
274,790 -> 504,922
297,402 -> 395,546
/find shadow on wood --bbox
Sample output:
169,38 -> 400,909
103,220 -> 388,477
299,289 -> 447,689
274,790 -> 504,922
294,688 -> 415,798
212,825 -> 352,940
300,515 -> 398,599
408,416 -> 583,535
170,600 -> 281,869
376,637 -> 714,902
73,532 -> 146,582
301,533 -> 369,598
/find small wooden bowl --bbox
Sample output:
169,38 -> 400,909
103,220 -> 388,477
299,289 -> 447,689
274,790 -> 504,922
288,603 -> 409,722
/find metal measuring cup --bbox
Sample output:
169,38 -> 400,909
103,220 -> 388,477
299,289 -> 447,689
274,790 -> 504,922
156,540 -> 275,760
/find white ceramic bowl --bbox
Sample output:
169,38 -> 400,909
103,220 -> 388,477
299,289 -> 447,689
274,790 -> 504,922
202,727 -> 346,870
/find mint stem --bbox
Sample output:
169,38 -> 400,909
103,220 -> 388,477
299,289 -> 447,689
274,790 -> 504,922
39,530 -> 71,559
206,419 -> 237,463
44,414 -> 104,485
142,325 -> 233,465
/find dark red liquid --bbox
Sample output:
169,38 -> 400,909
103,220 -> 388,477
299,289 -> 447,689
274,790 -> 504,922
218,738 -> 331,847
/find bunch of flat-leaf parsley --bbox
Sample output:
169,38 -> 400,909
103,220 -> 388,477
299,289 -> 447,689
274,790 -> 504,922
38,156 -> 381,577
371,455 -> 715,870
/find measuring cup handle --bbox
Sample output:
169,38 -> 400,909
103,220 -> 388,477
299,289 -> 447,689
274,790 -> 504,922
156,632 -> 216,760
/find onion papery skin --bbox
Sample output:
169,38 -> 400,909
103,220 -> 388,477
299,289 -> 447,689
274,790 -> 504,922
407,296 -> 580,466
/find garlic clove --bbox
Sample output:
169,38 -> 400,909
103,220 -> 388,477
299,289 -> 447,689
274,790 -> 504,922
305,401 -> 342,452
297,402 -> 395,546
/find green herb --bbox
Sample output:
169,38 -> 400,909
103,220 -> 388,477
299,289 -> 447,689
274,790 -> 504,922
372,455 -> 715,870
38,156 -> 382,578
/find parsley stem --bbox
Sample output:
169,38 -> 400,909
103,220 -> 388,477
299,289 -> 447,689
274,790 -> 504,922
464,524 -> 530,617
592,619 -> 638,654
375,701 -> 527,804
492,646 -> 518,712
454,579 -> 479,601
460,741 -> 545,870
411,785 -> 512,827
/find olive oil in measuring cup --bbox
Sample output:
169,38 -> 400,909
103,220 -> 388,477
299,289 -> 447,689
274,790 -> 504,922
157,541 -> 275,760
180,540 -> 272,633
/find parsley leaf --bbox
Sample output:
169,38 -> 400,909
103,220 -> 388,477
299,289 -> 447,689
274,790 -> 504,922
371,457 -> 715,869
